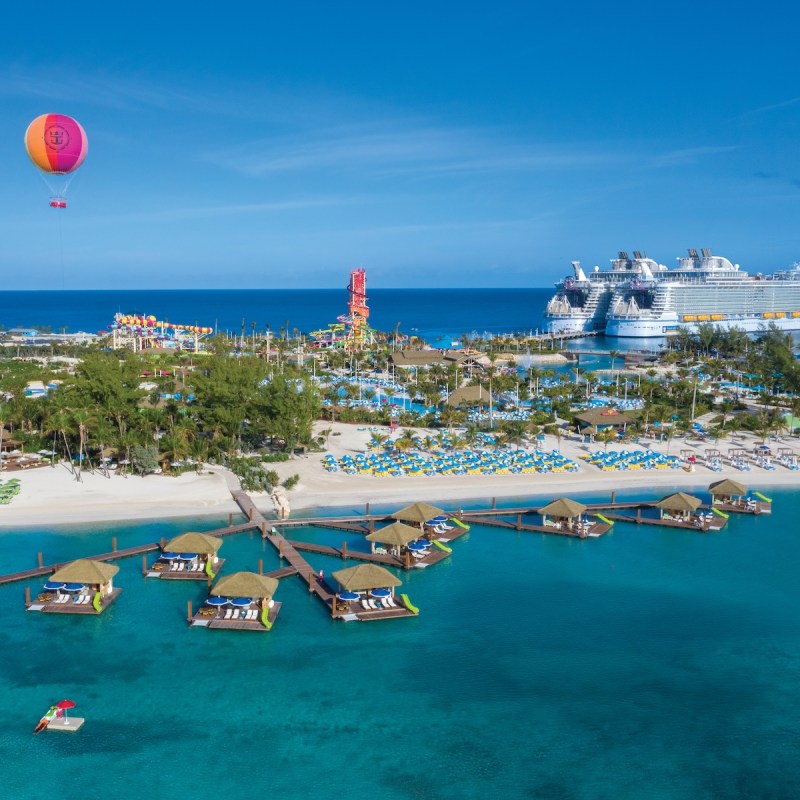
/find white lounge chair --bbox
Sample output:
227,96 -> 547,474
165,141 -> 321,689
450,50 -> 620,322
368,599 -> 379,610
385,595 -> 397,608
361,600 -> 371,611
224,608 -> 233,620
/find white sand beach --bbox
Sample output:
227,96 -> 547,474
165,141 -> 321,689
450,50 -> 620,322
2,421 -> 796,527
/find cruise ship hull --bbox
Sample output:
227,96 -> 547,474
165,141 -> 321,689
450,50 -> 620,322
606,313 -> 800,338
543,316 -> 597,334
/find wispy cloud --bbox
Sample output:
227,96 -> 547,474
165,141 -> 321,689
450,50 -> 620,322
646,145 -> 740,169
742,96 -> 800,117
88,196 -> 359,225
204,122 -> 631,179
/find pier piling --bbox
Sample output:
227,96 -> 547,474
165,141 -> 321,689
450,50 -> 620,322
112,537 -> 117,552
187,600 -> 192,624
342,541 -> 347,560
25,587 -> 30,607
37,552 -> 43,568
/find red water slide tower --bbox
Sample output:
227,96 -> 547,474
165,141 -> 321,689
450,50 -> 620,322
338,268 -> 372,351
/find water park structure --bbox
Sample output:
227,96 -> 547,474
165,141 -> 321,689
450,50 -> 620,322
109,313 -> 214,352
311,268 -> 374,352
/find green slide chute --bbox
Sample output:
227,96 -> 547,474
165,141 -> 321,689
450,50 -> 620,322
451,518 -> 470,530
754,492 -> 772,503
260,607 -> 273,630
92,592 -> 102,613
204,560 -> 215,579
711,506 -> 729,518
595,514 -> 614,526
432,540 -> 452,553
400,594 -> 419,615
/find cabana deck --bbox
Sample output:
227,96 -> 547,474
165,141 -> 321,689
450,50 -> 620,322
713,499 -> 771,515
146,559 -> 225,580
191,601 -> 282,631
331,596 -> 416,622
28,588 -> 122,614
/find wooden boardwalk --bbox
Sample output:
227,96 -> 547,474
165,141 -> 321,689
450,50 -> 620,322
0,492 -> 743,589
232,491 -> 336,610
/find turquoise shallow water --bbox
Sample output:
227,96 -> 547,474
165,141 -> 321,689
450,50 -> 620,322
2,490 -> 800,799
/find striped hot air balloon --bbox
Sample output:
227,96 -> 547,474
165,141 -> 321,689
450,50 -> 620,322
24,114 -> 88,208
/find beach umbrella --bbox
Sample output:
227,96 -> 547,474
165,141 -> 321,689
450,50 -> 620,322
338,591 -> 360,602
56,699 -> 76,721
206,596 -> 229,607
43,581 -> 65,591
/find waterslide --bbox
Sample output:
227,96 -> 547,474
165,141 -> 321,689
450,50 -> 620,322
400,594 -> 419,615
432,540 -> 452,553
450,518 -> 470,530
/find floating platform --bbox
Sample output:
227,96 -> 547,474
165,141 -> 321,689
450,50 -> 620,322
47,716 -> 84,733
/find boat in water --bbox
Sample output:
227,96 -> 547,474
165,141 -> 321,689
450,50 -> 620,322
543,251 -> 668,334
605,249 -> 800,338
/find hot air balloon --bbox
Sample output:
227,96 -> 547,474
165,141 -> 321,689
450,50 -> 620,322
24,114 -> 88,209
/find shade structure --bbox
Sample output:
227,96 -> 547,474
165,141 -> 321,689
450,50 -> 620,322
445,384 -> 491,407
656,492 -> 702,513
332,563 -> 402,592
51,559 -> 119,585
391,502 -> 446,524
708,479 -> 747,497
210,572 -> 278,599
539,497 -> 587,519
163,532 -> 222,555
338,591 -> 360,601
366,521 -> 421,547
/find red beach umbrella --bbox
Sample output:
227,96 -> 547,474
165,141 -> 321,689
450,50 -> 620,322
56,699 -> 76,721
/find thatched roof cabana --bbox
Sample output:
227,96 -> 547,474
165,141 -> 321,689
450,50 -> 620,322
332,564 -> 402,592
708,479 -> 747,498
445,384 -> 491,407
366,521 -> 420,547
163,532 -> 222,555
51,559 -> 119,585
539,497 -> 587,519
656,492 -> 702,514
391,502 -> 445,524
210,572 -> 278,599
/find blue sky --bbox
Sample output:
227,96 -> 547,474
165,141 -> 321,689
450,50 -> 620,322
1,1 -> 799,289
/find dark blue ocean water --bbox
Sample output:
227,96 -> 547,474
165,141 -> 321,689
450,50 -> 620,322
0,288 -> 555,345
1,488 -> 800,799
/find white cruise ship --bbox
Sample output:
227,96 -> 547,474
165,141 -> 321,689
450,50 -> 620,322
605,248 -> 800,337
544,251 -> 668,333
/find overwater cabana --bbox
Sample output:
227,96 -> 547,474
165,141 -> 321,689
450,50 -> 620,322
147,532 -> 224,580
655,492 -> 703,522
192,571 -> 281,631
331,563 -> 415,620
365,521 -> 420,557
708,479 -> 770,514
539,497 -> 589,535
391,502 -> 446,528
31,559 -> 121,614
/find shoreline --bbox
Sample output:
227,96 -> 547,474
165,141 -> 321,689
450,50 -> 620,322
1,420 -> 797,527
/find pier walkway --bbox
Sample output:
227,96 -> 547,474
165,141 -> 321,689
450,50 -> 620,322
232,491 -> 336,610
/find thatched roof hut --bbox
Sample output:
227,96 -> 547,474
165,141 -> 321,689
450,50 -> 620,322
210,572 -> 278,599
332,564 -> 402,592
656,492 -> 702,519
539,497 -> 587,520
391,502 -> 445,525
163,532 -> 222,555
445,385 -> 491,407
708,479 -> 747,499
51,559 -> 119,585
366,521 -> 420,547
